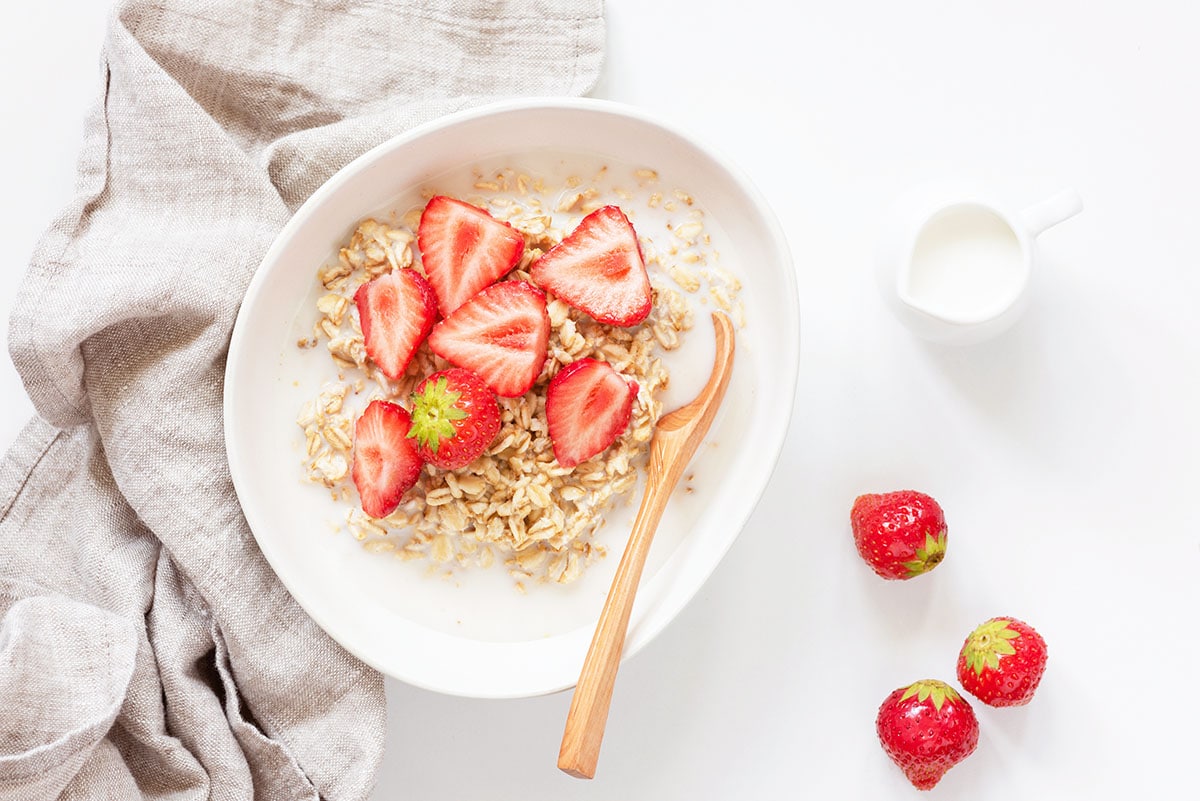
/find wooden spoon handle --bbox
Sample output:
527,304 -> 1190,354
557,472 -> 675,779
558,312 -> 735,779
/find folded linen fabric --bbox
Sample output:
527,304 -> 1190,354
0,2 -> 604,798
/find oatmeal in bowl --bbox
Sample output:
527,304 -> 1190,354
224,99 -> 797,697
296,165 -> 744,591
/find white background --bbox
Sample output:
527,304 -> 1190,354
3,2 -> 1198,799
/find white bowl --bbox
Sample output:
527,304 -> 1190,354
224,98 -> 798,698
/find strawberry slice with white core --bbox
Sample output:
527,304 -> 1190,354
418,195 -> 525,316
427,281 -> 550,397
530,205 -> 652,326
354,269 -> 438,380
352,400 -> 423,518
545,358 -> 639,468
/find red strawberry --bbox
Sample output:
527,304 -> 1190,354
876,679 -> 979,791
545,358 -> 638,468
530,205 -> 652,326
417,195 -> 525,316
426,281 -> 549,397
957,617 -> 1048,707
354,269 -> 438,380
850,490 -> 947,580
407,368 -> 501,470
351,400 -> 423,518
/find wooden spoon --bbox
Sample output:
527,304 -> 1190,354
558,310 -> 736,779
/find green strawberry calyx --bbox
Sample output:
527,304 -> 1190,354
408,376 -> 465,454
962,618 -> 1021,675
899,679 -> 962,712
901,530 -> 947,577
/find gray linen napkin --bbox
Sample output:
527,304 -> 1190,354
0,2 -> 604,799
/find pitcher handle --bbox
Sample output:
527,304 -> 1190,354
1020,188 -> 1083,237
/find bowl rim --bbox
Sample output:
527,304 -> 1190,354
223,96 -> 801,697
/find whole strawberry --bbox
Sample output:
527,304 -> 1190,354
876,679 -> 979,791
407,368 -> 501,470
851,490 -> 947,580
957,617 -> 1048,707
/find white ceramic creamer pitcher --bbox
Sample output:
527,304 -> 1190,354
876,185 -> 1083,345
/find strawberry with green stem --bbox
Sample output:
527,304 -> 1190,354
957,617 -> 1048,707
876,679 -> 979,791
851,490 -> 947,580
407,368 -> 501,470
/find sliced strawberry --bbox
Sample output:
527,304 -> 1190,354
417,195 -> 525,316
530,205 -> 652,326
545,358 -> 639,468
354,269 -> 438,380
352,400 -> 423,518
426,281 -> 549,397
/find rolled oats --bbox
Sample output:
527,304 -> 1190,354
295,167 -> 743,588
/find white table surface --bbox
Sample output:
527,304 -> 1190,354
3,2 -> 1198,799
